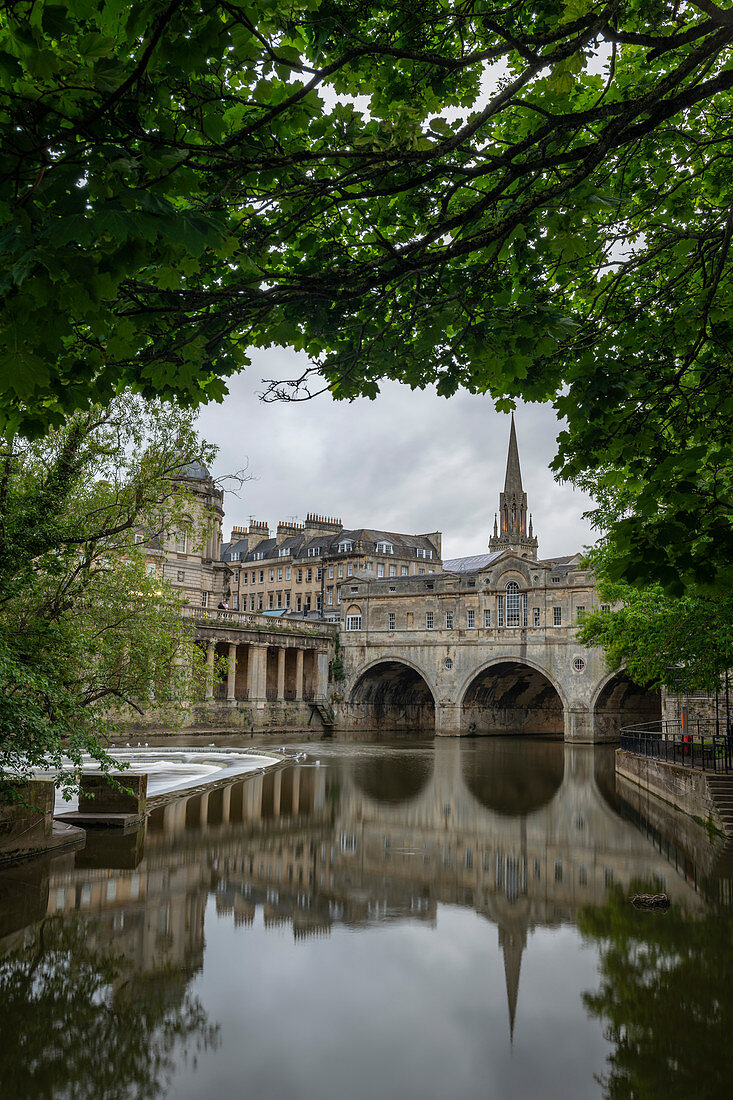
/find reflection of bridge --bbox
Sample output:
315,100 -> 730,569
2,744 -> 705,1045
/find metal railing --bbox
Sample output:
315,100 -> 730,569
619,719 -> 733,773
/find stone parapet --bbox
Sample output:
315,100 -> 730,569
615,749 -> 726,835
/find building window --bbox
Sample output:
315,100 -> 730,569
377,564 -> 384,578
446,611 -> 454,629
484,608 -> 491,628
338,540 -> 354,553
250,595 -> 255,611
553,606 -> 562,626
296,595 -> 301,612
426,611 -> 434,630
497,594 -> 505,627
242,572 -> 248,584
306,568 -> 312,582
551,575 -> 561,583
415,547 -> 433,559
506,582 -> 521,627
277,567 -> 283,580
269,569 -> 274,581
573,657 -> 586,672
467,609 -> 475,628
533,607 -> 540,627
232,593 -> 238,610
389,564 -> 396,577
276,592 -> 282,609
316,594 -> 322,610
346,614 -> 362,630
376,541 -> 393,554
328,588 -> 333,605
444,657 -> 453,670
576,605 -> 586,621
175,532 -> 187,553
338,564 -> 343,578
401,566 -> 408,576
336,586 -> 341,602
418,567 -> 425,575
347,563 -> 353,576
317,567 -> 322,581
286,566 -> 291,580
258,594 -> 263,610
307,546 -> 321,557
329,565 -> 334,578
388,613 -> 396,630
601,603 -> 610,613
268,593 -> 274,610
278,547 -> 290,557
201,591 -> 208,607
229,551 -> 239,561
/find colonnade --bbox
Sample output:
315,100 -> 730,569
203,640 -> 329,703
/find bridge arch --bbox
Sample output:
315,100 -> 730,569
590,668 -> 662,740
346,656 -> 437,733
458,657 -> 567,736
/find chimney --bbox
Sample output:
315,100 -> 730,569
304,512 -> 344,535
230,525 -> 248,542
248,520 -> 269,539
276,520 -> 305,545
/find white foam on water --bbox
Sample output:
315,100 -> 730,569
51,748 -> 279,812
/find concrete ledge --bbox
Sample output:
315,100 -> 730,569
0,780 -> 86,866
615,749 -> 725,836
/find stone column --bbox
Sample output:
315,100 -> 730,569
435,703 -> 462,736
247,643 -> 267,702
205,641 -> 215,700
277,647 -> 286,701
295,649 -> 304,701
316,651 -> 329,698
227,643 -> 237,701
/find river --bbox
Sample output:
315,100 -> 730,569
1,736 -> 731,1099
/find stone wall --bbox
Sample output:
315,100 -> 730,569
615,749 -> 725,835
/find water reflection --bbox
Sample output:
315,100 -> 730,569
0,739 -> 730,1100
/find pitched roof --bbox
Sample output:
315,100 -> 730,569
443,551 -> 503,573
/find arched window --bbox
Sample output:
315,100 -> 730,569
346,604 -> 362,630
505,581 -> 527,628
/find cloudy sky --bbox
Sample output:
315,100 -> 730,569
197,346 -> 596,561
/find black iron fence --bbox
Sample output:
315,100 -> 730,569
619,719 -> 733,773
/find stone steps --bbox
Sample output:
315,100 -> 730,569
706,776 -> 733,834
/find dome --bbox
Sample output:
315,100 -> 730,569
178,459 -> 211,481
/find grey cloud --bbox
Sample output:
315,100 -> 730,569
197,347 -> 596,559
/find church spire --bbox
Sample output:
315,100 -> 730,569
503,413 -> 523,495
489,414 -> 538,559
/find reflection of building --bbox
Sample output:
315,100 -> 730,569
2,744 -> 720,1047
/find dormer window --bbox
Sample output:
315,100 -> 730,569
307,546 -> 321,557
252,551 -> 265,561
338,540 -> 354,553
375,541 -> 393,554
415,547 -> 433,559
230,551 -> 240,561
278,547 -> 291,557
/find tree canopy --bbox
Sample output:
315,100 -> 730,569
3,1 -> 733,586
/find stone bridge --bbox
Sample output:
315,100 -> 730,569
336,626 -> 661,742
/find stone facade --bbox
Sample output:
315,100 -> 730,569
335,420 -> 661,742
222,514 -> 442,618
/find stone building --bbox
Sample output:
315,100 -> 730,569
221,514 -> 442,617
142,460 -> 227,607
336,417 -> 661,739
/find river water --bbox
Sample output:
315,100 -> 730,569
1,737 -> 731,1100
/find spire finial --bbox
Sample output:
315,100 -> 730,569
503,412 -> 523,495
